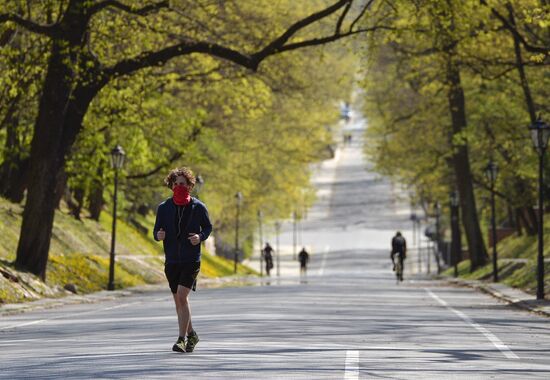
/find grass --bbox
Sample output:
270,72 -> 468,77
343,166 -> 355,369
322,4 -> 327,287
443,220 -> 550,296
0,196 -> 256,304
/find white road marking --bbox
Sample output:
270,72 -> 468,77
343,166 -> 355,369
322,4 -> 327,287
318,245 -> 329,275
0,319 -> 48,330
0,301 -> 142,331
426,289 -> 519,359
101,301 -> 141,311
344,350 -> 359,379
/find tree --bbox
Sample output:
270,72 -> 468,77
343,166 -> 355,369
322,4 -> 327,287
0,0 -> 378,279
359,0 -> 548,270
431,1 -> 489,268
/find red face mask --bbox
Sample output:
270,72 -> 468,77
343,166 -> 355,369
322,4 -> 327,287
173,184 -> 191,206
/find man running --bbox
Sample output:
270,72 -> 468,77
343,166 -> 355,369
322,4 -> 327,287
153,167 -> 212,353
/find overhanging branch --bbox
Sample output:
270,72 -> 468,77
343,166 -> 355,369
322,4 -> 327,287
126,127 -> 202,180
275,26 -> 397,53
335,1 -> 352,34
0,13 -> 56,36
106,40 -> 254,77
89,0 -> 169,16
349,0 -> 376,32
105,0 -> 377,80
126,151 -> 183,180
480,0 -> 549,55
252,0 -> 351,61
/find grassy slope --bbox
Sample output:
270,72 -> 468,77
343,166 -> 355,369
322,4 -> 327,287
444,220 -> 550,296
0,197 -> 256,304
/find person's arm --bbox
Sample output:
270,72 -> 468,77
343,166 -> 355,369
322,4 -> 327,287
199,204 -> 213,241
153,204 -> 163,241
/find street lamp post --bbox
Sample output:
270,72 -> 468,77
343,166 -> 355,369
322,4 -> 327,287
410,212 -> 420,272
529,118 -> 550,300
485,161 -> 499,282
107,145 -> 125,291
410,212 -> 417,246
258,210 -> 263,276
275,221 -> 281,277
293,211 -> 297,260
449,191 -> 461,277
417,215 -> 422,273
234,192 -> 243,274
435,202 -> 441,274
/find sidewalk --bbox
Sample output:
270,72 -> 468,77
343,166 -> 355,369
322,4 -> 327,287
0,275 -> 262,316
0,285 -> 157,316
444,276 -> 550,318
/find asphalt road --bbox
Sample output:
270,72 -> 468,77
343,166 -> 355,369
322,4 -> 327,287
1,117 -> 549,379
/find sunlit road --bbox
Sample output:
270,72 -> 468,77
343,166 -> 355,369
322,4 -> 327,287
1,116 -> 549,379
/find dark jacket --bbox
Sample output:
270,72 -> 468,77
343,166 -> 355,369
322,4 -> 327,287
391,235 -> 407,256
153,197 -> 212,264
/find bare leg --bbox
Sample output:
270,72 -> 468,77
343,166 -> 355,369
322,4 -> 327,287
171,293 -> 185,337
172,285 -> 192,337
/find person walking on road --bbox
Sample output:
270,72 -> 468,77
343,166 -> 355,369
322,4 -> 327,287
390,231 -> 407,281
263,243 -> 274,276
298,247 -> 310,275
153,167 -> 212,353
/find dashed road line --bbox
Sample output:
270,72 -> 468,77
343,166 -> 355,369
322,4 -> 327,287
426,289 -> 519,360
344,350 -> 359,379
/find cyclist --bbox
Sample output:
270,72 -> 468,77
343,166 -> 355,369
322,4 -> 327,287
391,231 -> 407,281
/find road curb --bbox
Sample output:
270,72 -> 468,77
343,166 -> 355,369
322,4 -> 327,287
0,285 -> 158,316
0,275 -> 259,317
444,276 -> 550,318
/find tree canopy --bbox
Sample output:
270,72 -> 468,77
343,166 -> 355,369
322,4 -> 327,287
0,0 -> 373,279
359,0 -> 549,269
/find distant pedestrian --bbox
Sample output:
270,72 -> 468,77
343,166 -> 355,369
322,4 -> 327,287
391,231 -> 407,281
153,167 -> 212,353
298,247 -> 310,275
343,132 -> 352,145
341,102 -> 351,123
263,243 -> 274,276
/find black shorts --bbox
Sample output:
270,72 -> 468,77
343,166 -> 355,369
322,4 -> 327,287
164,262 -> 201,293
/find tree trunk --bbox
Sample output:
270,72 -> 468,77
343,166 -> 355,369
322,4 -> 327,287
506,3 -> 541,237
0,107 -> 29,203
15,78 -> 100,279
14,38 -> 75,278
70,187 -> 85,220
446,56 -> 489,270
54,169 -> 68,209
13,0 -> 102,278
524,207 -> 538,235
507,3 -> 537,123
89,168 -> 105,221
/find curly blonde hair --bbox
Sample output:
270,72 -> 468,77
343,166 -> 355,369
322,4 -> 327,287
164,167 -> 196,189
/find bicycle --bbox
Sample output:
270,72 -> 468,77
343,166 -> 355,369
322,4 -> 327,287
393,252 -> 403,283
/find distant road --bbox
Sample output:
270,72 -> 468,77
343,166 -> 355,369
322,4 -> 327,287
1,116 -> 549,379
